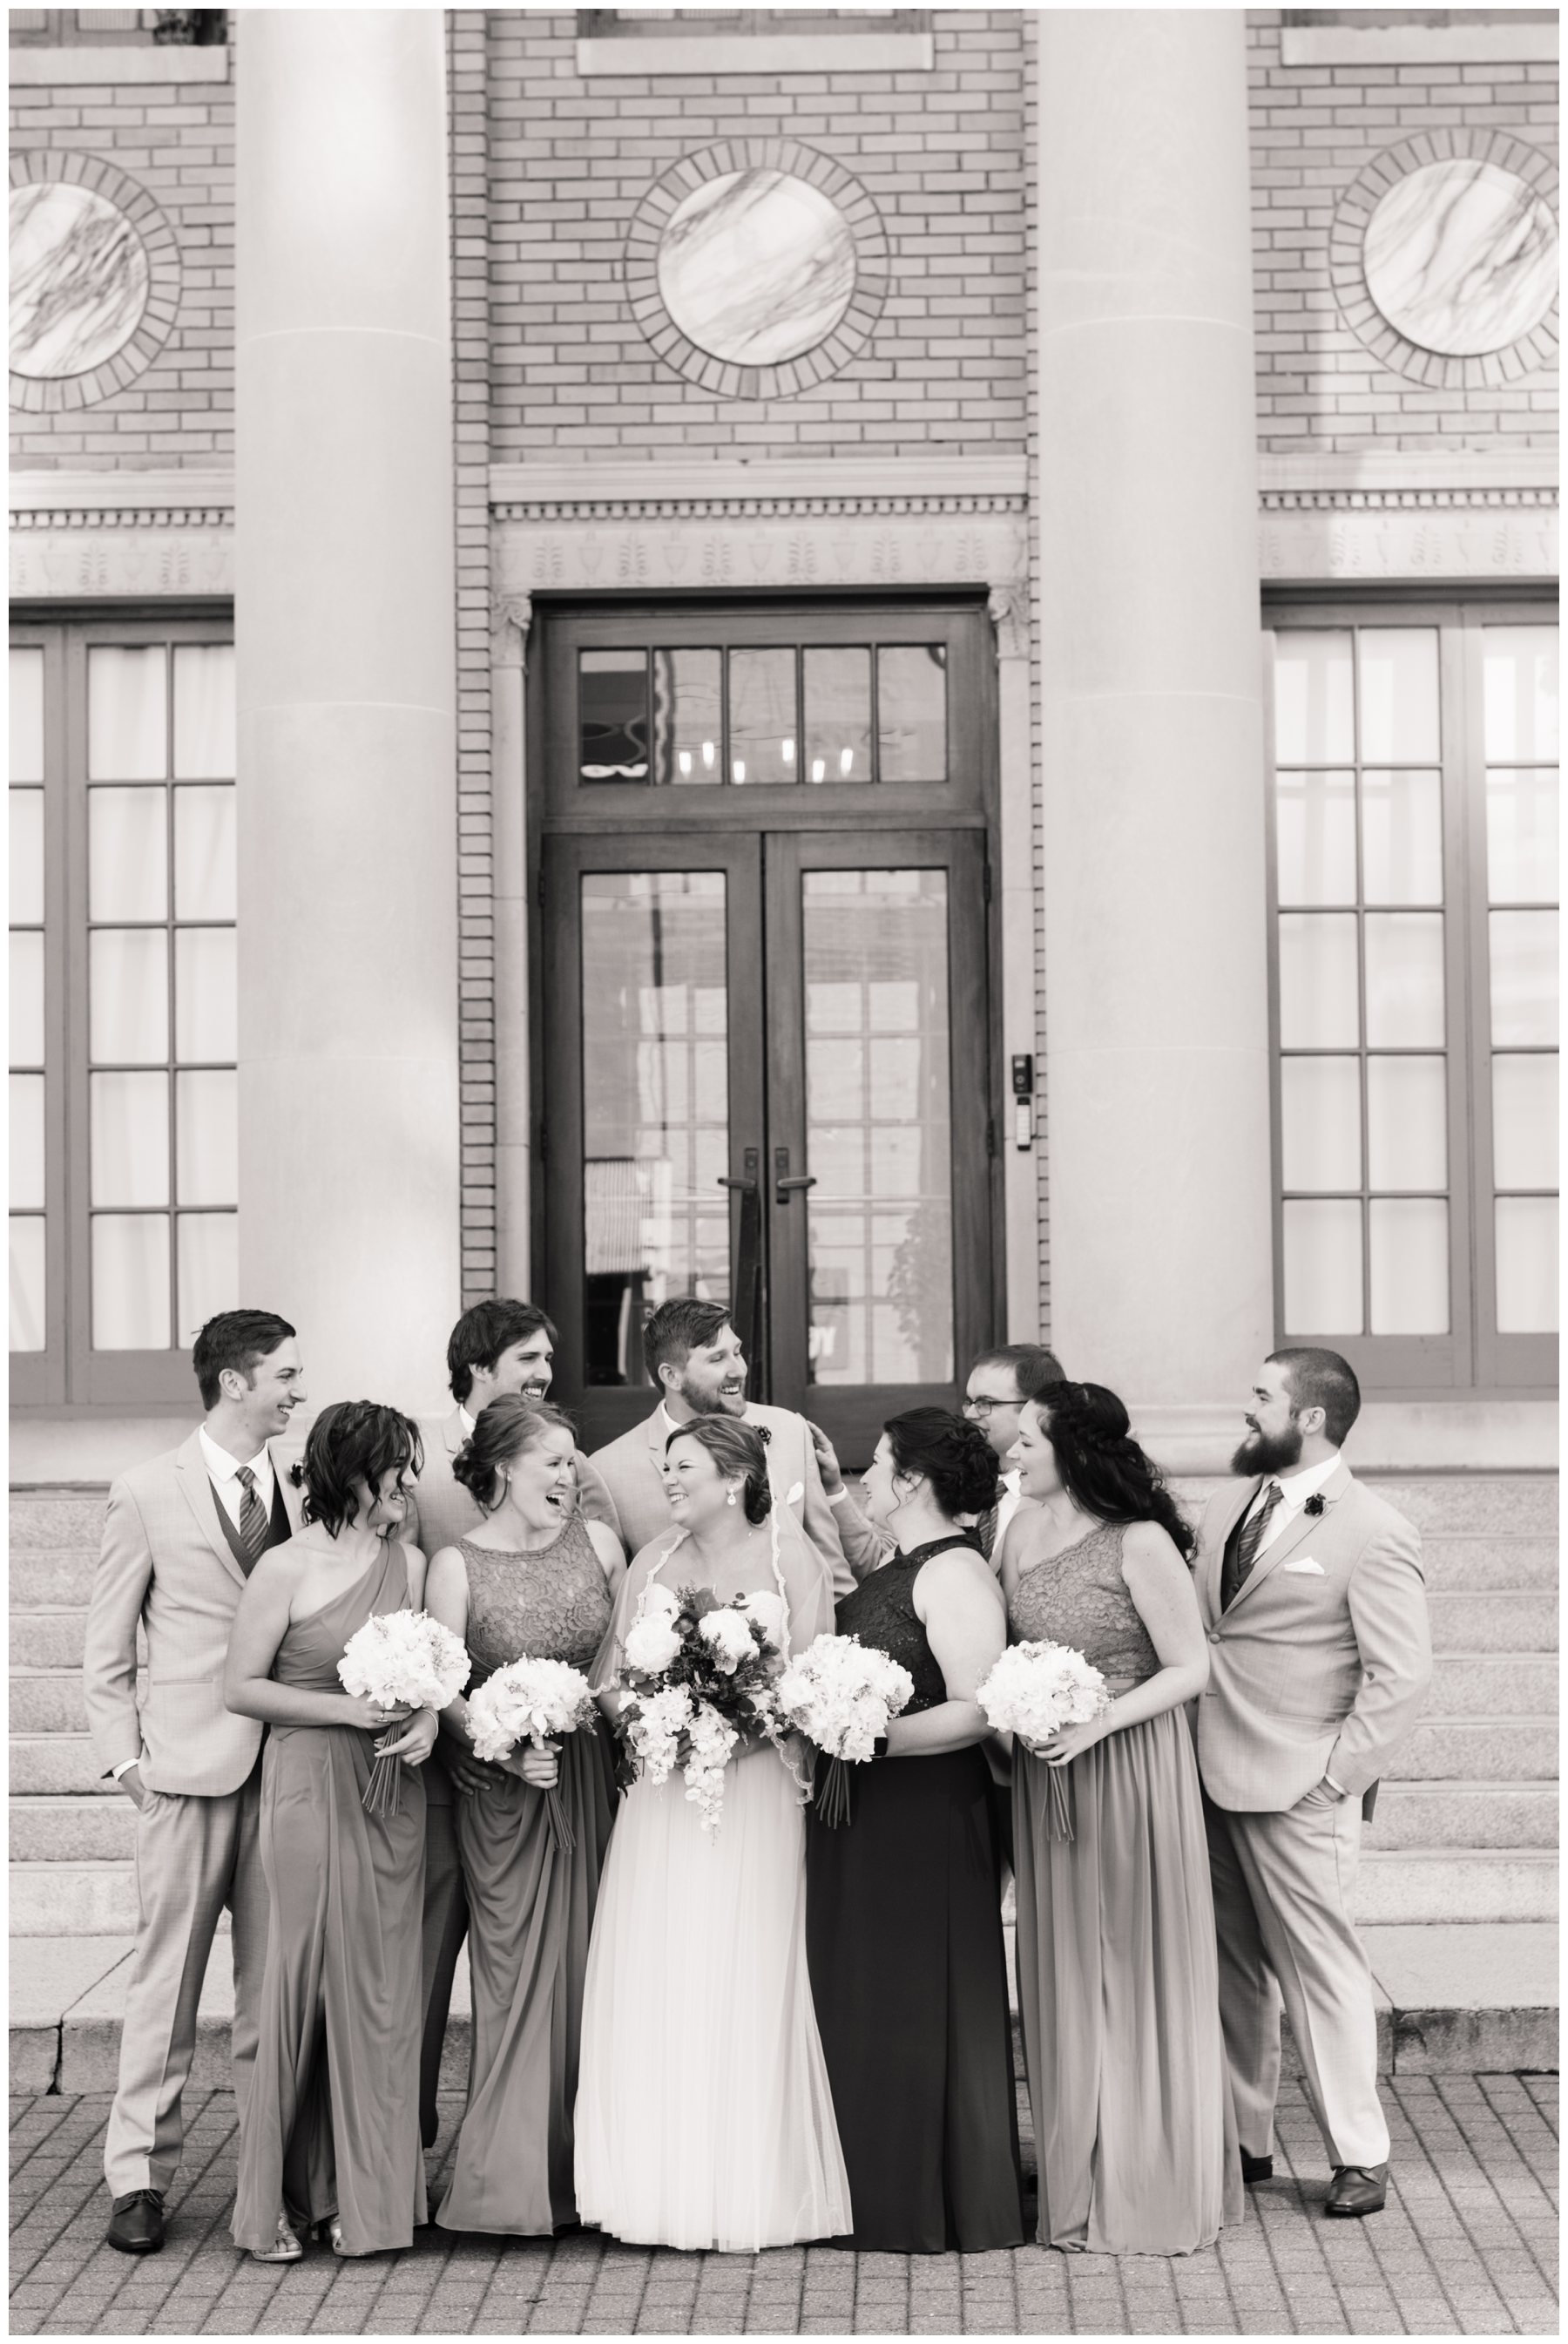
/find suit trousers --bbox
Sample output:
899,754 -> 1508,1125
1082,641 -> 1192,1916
1203,1791 -> 1389,2172
419,1792 -> 469,2149
104,1758 -> 267,2197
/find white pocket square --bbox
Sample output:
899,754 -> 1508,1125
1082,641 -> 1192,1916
1281,1556 -> 1326,1575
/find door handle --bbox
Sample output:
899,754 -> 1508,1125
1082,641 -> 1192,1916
774,1148 -> 817,1205
718,1145 -> 760,1196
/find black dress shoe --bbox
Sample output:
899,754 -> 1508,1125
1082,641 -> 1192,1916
107,2190 -> 165,2254
1326,2163 -> 1388,2217
1240,2151 -> 1274,2185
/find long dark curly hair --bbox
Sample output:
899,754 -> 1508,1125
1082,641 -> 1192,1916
1030,1381 -> 1195,1561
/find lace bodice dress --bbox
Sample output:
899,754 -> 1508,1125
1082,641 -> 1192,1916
460,1507 -> 613,1678
1007,1520 -> 1159,1686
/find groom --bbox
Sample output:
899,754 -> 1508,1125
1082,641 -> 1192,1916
1195,1348 -> 1431,2219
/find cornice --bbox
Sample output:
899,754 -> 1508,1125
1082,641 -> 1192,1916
489,457 -> 1029,518
10,470 -> 234,528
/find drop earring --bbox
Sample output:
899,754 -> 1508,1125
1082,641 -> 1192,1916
727,1488 -> 738,1507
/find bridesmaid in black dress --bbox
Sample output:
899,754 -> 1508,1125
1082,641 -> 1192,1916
805,1408 -> 1024,2254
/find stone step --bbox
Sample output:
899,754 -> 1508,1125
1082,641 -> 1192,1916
11,1796 -> 137,1864
11,1862 -> 143,1936
11,1609 -> 89,1670
7,1492 -> 112,1551
1429,1652 -> 1557,1714
1365,1780 -> 1558,1853
10,1670 -> 96,1735
1419,1535 -> 1559,1591
9,1553 -> 97,1609
10,1736 -> 109,1797
1360,1475 -> 1558,1536
1355,1848 -> 1558,1926
1388,1715 -> 1558,1783
1428,1589 -> 1558,1653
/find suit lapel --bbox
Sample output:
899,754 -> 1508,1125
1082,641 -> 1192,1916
173,1431 -> 247,1589
1225,1457 -> 1353,1613
1206,1478 -> 1259,1623
270,1441 -> 305,1535
444,1408 -> 465,1459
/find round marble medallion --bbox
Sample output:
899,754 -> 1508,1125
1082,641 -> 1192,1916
657,169 -> 856,367
1363,159 -> 1558,358
10,180 -> 152,379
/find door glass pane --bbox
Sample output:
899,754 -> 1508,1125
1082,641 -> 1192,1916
804,870 -> 952,1385
651,649 -> 721,786
1495,1196 -> 1558,1332
88,646 -> 166,780
175,929 -> 238,1062
1282,1198 -> 1362,1334
1278,913 -> 1359,1047
1364,912 -> 1444,1047
10,789 -> 44,925
174,785 -> 237,919
579,651 -> 648,782
1358,629 -> 1439,763
1367,1056 -> 1447,1191
580,871 -> 729,1385
91,1213 -> 170,1349
10,647 -> 44,782
89,786 -> 167,921
1275,771 -> 1356,905
10,1073 -> 45,1211
1274,632 -> 1353,764
1280,1056 -> 1361,1191
1491,1053 -> 1558,1190
178,1212 -> 238,1341
1489,910 -> 1558,1046
176,1068 -> 238,1204
10,931 -> 44,1066
729,648 -> 796,785
1369,1198 -> 1449,1334
1486,769 -> 1558,904
876,647 -> 947,782
804,647 -> 871,785
91,1070 -> 170,1206
90,931 -> 169,1064
10,1216 -> 45,1351
172,644 -> 236,778
1361,770 -> 1443,904
1484,626 -> 1558,762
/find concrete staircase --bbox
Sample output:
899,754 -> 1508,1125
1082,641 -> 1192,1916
10,1473 -> 1558,1938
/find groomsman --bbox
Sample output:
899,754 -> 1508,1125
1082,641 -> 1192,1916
407,1297 -> 621,2150
82,1311 -> 307,2253
1196,1349 -> 1431,2219
589,1297 -> 881,1595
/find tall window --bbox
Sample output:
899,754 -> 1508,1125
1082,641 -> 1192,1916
1267,603 -> 1557,1392
10,617 -> 238,1406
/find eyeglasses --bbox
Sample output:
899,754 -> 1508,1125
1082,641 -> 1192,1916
963,1395 -> 1017,1417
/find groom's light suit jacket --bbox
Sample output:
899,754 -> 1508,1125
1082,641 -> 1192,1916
1193,1457 -> 1431,1815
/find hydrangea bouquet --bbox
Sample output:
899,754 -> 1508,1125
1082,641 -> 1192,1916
465,1656 -> 599,1853
774,1633 -> 915,1827
611,1582 -> 789,1835
976,1638 -> 1112,1840
337,1609 -> 470,1817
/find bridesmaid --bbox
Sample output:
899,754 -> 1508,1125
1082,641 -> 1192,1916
1001,1380 -> 1243,2255
806,1407 -> 1024,2254
423,1396 -> 623,2237
224,1401 -> 436,2261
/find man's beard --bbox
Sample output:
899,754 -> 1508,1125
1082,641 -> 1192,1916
1231,1420 -> 1304,1477
678,1374 -> 747,1419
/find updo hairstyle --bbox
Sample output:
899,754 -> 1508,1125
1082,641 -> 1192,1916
885,1406 -> 999,1521
301,1399 -> 423,1536
665,1416 -> 773,1527
1031,1380 -> 1196,1561
452,1394 -> 576,1514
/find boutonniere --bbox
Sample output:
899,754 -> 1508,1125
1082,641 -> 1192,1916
1303,1493 -> 1326,1518
756,1425 -> 771,1446
288,1460 -> 306,1488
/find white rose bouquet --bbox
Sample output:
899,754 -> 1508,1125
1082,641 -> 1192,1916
774,1633 -> 915,1827
610,1582 -> 788,1836
465,1656 -> 599,1853
976,1638 -> 1112,1839
337,1608 -> 470,1817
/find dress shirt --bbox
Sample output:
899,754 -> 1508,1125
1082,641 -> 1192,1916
198,1426 -> 276,1534
458,1406 -> 475,1437
1240,1451 -> 1348,1793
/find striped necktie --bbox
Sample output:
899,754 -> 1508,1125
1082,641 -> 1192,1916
1221,1480 -> 1283,1611
233,1465 -> 271,1575
975,1503 -> 1000,1562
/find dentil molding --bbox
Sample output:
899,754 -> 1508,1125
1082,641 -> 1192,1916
10,469 -> 234,599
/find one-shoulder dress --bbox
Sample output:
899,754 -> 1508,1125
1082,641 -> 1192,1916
1010,1520 -> 1243,2254
436,1511 -> 618,2236
231,1541 -> 427,2256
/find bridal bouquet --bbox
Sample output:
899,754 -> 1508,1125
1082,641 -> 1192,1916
977,1639 -> 1112,1840
466,1656 -> 599,1853
338,1609 -> 470,1818
774,1633 -> 915,1827
612,1583 -> 788,1835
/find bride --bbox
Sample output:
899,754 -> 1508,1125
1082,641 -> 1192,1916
574,1414 -> 851,2251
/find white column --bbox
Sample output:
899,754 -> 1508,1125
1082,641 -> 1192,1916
236,10 -> 459,1413
491,595 -> 531,1299
1036,9 -> 1273,1413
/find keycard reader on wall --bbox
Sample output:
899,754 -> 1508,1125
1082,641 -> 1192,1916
1011,1053 -> 1034,1149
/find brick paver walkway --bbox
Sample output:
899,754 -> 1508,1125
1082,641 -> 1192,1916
10,2076 -> 1558,2335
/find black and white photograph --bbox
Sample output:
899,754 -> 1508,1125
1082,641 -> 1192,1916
7,2 -> 1558,2335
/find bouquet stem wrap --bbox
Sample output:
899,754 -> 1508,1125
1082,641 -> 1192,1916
541,1778 -> 574,1854
814,1752 -> 855,1830
1046,1765 -> 1073,1842
365,1738 -> 405,1819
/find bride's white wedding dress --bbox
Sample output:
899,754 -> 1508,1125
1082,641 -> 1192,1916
573,1528 -> 851,2252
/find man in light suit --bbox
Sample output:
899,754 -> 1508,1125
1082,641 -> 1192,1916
82,1309 -> 308,2254
1196,1347 -> 1431,2219
589,1297 -> 881,1595
407,1297 -> 620,2150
